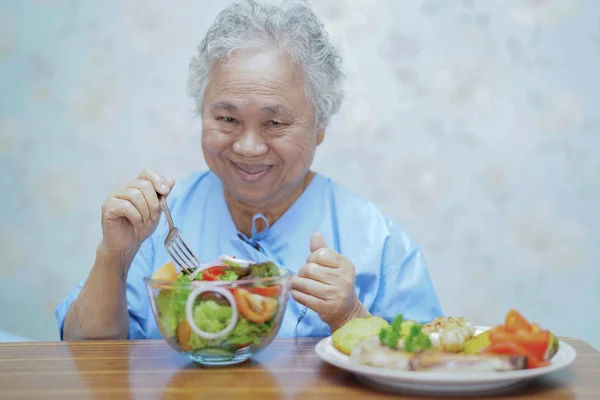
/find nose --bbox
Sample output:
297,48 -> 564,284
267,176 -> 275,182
232,129 -> 268,157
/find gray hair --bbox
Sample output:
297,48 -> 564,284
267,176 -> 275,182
188,0 -> 345,127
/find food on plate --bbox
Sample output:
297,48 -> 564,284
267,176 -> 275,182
409,351 -> 527,372
422,316 -> 476,353
332,314 -> 477,356
351,335 -> 415,370
338,309 -> 558,373
549,333 -> 559,359
464,328 -> 558,358
152,255 -> 283,353
351,335 -> 527,373
478,309 -> 559,369
350,314 -> 525,373
378,315 -> 432,352
463,330 -> 491,354
332,316 -> 389,355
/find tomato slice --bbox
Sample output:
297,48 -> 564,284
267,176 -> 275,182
489,326 -> 513,341
531,323 -> 542,334
504,309 -> 532,333
513,329 -> 551,359
484,339 -> 549,369
247,285 -> 282,297
484,341 -> 528,356
482,342 -> 532,368
485,310 -> 552,369
490,325 -> 550,358
202,266 -> 226,281
232,288 -> 278,323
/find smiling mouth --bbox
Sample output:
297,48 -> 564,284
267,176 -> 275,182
235,163 -> 271,174
231,161 -> 274,180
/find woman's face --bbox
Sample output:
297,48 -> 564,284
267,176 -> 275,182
201,49 -> 324,208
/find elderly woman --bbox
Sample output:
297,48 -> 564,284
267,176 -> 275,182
56,0 -> 443,341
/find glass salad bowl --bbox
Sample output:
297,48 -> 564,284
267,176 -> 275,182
144,255 -> 293,366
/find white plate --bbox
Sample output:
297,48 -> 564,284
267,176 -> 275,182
315,326 -> 576,397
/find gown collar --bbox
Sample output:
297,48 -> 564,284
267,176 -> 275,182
216,173 -> 327,246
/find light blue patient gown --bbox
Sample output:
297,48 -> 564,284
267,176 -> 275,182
55,171 -> 443,339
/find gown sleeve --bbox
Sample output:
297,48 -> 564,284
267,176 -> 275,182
54,237 -> 155,340
369,220 -> 444,324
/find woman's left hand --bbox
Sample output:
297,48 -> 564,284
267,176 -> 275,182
291,232 -> 371,332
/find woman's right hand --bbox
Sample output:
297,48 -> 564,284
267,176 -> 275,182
100,169 -> 176,256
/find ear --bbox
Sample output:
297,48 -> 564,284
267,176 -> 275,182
316,126 -> 325,145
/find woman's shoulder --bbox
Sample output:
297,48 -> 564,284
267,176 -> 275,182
166,170 -> 220,207
321,176 -> 418,269
322,175 -> 393,229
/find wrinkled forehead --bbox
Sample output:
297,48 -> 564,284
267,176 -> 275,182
203,48 -> 313,114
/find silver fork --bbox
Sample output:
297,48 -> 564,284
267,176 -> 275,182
158,195 -> 201,275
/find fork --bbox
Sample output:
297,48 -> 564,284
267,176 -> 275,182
158,194 -> 201,275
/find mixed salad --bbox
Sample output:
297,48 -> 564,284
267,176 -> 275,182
152,255 -> 283,354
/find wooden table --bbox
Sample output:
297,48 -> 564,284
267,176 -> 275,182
0,337 -> 598,399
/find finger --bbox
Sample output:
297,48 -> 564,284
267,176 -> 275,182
127,180 -> 160,222
309,232 -> 327,253
307,247 -> 343,269
137,168 -> 171,195
113,188 -> 151,226
291,276 -> 331,300
103,198 -> 144,228
297,262 -> 334,284
291,289 -> 326,312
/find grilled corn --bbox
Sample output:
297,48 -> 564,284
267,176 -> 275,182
422,317 -> 476,353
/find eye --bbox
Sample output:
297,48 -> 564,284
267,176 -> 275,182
220,117 -> 236,123
268,120 -> 281,126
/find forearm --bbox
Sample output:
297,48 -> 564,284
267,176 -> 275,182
63,244 -> 138,340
